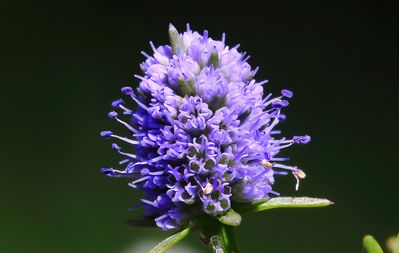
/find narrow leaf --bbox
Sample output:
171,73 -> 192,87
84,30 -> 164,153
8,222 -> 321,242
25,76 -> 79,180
363,235 -> 384,253
237,197 -> 333,213
217,209 -> 242,226
149,225 -> 192,253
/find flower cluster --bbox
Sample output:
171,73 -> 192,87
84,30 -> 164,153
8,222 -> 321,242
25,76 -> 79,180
101,24 -> 310,231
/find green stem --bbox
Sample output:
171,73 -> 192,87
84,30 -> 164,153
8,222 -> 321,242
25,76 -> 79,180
219,225 -> 239,253
209,224 -> 239,253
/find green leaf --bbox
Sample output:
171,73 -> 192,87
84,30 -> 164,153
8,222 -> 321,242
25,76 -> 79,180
149,225 -> 192,253
219,225 -> 240,253
217,209 -> 242,226
168,24 -> 185,54
236,197 -> 333,213
363,235 -> 384,253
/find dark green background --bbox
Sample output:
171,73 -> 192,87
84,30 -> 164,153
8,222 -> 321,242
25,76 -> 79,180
2,1 -> 398,253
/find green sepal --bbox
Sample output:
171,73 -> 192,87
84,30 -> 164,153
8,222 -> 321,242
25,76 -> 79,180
208,49 -> 219,68
363,235 -> 384,253
149,224 -> 193,253
168,24 -> 185,54
236,197 -> 333,214
177,78 -> 195,96
217,208 -> 242,226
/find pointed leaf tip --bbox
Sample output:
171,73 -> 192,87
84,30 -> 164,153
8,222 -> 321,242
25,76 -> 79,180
363,235 -> 384,253
217,209 -> 242,226
149,225 -> 192,253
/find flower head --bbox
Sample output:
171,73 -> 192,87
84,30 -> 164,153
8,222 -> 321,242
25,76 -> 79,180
101,24 -> 310,230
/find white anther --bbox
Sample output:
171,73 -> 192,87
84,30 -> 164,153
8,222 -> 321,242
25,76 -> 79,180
293,169 -> 306,191
261,160 -> 273,168
202,183 -> 213,195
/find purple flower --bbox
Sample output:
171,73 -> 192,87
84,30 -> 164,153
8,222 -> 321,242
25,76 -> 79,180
101,24 -> 310,230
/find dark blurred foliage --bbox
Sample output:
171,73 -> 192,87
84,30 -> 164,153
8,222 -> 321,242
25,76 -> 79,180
1,1 -> 398,253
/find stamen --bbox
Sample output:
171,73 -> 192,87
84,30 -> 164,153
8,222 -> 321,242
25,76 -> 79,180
243,54 -> 251,62
101,167 -> 135,177
252,66 -> 259,76
273,163 -> 297,171
118,104 -> 132,114
257,80 -> 268,86
129,93 -> 148,110
149,41 -> 157,53
148,170 -> 164,176
134,74 -> 146,81
293,135 -> 311,144
274,142 -> 294,150
111,99 -> 124,108
121,86 -> 133,95
273,171 -> 289,175
117,118 -> 138,133
269,190 -> 280,196
261,160 -> 273,168
130,176 -> 150,186
132,155 -> 167,166
262,93 -> 273,104
108,111 -> 138,133
202,183 -> 213,195
140,198 -> 157,207
100,130 -> 113,138
264,116 -> 280,135
293,169 -> 306,191
110,134 -> 139,145
271,99 -> 289,108
119,159 -> 130,164
112,143 -> 137,159
263,97 -> 283,107
154,213 -> 169,221
141,51 -> 151,59
234,146 -> 248,161
271,139 -> 294,145
278,114 -> 286,120
203,30 -> 209,40
270,157 -> 290,161
281,89 -> 293,98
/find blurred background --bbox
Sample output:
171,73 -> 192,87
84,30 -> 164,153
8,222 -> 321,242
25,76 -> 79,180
1,1 -> 398,252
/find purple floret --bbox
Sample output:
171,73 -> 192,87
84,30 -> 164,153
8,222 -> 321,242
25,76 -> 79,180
101,24 -> 310,230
